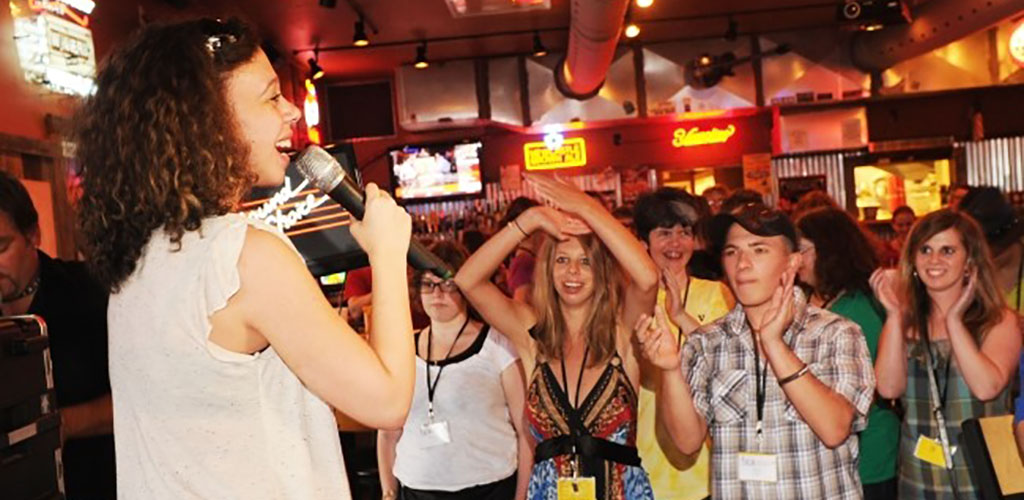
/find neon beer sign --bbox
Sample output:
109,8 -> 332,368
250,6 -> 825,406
671,124 -> 736,148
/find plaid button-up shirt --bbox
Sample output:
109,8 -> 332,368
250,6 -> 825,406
681,289 -> 875,500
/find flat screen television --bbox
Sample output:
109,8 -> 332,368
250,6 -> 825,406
389,141 -> 483,200
241,143 -> 369,277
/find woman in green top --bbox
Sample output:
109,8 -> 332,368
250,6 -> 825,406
795,207 -> 900,499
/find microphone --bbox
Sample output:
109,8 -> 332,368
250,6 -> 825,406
294,145 -> 454,280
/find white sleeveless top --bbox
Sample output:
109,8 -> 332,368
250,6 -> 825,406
108,214 -> 350,499
393,325 -> 520,491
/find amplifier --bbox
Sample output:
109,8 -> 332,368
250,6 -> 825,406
0,315 -> 64,499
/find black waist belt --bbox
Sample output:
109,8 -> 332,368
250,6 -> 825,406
534,434 -> 641,495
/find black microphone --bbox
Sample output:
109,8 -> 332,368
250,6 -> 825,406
294,145 -> 454,280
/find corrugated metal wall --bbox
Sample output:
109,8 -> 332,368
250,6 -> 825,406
960,138 -> 1024,192
771,151 -> 851,208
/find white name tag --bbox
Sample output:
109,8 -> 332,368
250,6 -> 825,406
738,452 -> 778,483
419,420 -> 451,448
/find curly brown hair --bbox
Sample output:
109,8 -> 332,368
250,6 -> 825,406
75,18 -> 260,292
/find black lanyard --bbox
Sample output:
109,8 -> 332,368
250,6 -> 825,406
424,316 -> 470,416
560,344 -> 590,475
1015,246 -> 1023,312
676,276 -> 692,345
752,338 -> 769,437
922,325 -> 953,409
560,345 -> 591,414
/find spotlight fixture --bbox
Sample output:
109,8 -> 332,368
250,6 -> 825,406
414,42 -> 429,69
624,22 -> 640,38
532,31 -> 548,57
836,0 -> 912,31
724,16 -> 738,41
636,0 -> 653,7
353,19 -> 369,46
307,57 -> 325,80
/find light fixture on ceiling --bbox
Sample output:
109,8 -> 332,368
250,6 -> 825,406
353,18 -> 369,46
532,31 -> 548,57
307,46 -> 325,80
624,21 -> 640,38
414,42 -> 429,69
724,16 -> 738,41
636,0 -> 653,8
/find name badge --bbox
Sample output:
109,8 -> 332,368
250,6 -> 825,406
914,435 -> 956,468
738,452 -> 778,483
557,477 -> 596,500
419,420 -> 451,448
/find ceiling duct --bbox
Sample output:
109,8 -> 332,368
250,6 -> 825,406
555,0 -> 630,100
851,0 -> 1024,72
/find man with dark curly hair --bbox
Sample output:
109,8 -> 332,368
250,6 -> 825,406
0,171 -> 115,499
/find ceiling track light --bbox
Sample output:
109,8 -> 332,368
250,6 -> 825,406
308,57 -> 325,80
353,18 -> 369,46
308,45 -> 324,80
724,16 -> 738,41
532,31 -> 548,57
414,42 -> 429,69
624,21 -> 640,39
635,0 -> 653,7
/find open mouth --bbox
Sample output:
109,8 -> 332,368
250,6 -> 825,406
562,281 -> 584,292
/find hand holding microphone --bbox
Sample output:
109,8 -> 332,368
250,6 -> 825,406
295,145 -> 454,279
349,183 -> 411,264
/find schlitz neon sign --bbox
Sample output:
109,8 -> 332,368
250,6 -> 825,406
523,137 -> 587,171
672,124 -> 737,148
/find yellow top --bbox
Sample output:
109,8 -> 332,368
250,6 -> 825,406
637,277 -> 733,500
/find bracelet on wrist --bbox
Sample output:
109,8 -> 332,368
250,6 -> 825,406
509,219 -> 529,238
778,363 -> 810,387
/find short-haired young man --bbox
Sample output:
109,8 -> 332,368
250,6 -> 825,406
636,204 -> 875,499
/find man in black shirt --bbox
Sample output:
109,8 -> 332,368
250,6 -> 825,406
0,171 -> 115,499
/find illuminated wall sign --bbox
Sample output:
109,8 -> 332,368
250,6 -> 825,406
524,137 -> 587,171
303,78 -> 321,144
671,124 -> 736,148
28,0 -> 92,27
1011,20 -> 1024,68
11,6 -> 97,96
246,176 -> 332,233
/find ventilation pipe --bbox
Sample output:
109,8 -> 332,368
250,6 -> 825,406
555,0 -> 631,100
852,0 -> 1024,72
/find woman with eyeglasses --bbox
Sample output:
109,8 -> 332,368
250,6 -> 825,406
378,240 -> 531,500
872,209 -> 1021,498
794,207 -> 900,499
455,176 -> 659,500
75,19 -> 415,498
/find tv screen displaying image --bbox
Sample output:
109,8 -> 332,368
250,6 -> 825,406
390,141 -> 482,200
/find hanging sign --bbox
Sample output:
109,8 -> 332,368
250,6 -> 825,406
523,137 -> 587,171
672,124 -> 737,148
